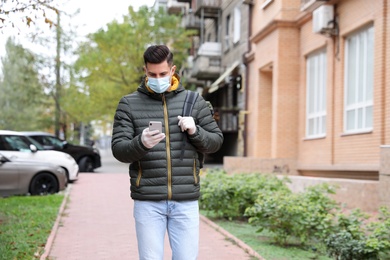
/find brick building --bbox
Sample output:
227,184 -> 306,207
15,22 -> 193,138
224,0 -> 389,211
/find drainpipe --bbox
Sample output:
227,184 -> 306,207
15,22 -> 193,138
242,0 -> 253,157
381,0 -> 388,145
331,5 -> 338,165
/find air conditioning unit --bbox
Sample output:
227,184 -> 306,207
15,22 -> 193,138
313,5 -> 334,34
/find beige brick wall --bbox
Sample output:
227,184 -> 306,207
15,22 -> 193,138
224,156 -> 297,175
387,0 -> 390,145
244,0 -> 388,209
331,0 -> 384,166
246,30 -> 279,156
247,0 -> 387,174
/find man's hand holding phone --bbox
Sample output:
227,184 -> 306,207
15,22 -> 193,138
141,121 -> 165,149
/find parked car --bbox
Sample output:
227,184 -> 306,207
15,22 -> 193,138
0,153 -> 67,197
21,131 -> 101,172
0,130 -> 79,183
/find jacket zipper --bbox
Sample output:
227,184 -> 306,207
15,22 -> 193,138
193,158 -> 198,184
136,161 -> 142,187
162,95 -> 172,199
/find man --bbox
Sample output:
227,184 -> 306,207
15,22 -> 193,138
111,44 -> 223,260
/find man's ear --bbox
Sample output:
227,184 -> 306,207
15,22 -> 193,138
143,66 -> 147,74
171,65 -> 176,74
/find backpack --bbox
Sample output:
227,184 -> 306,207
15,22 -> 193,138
180,90 -> 206,168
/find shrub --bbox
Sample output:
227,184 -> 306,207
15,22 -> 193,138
199,169 -> 289,220
325,207 -> 390,260
245,183 -> 339,246
200,169 -> 390,259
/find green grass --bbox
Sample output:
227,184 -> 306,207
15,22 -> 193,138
0,194 -> 64,260
201,210 -> 332,260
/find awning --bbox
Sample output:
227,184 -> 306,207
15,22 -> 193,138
208,61 -> 240,93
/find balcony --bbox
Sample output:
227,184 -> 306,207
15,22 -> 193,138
191,42 -> 221,80
167,0 -> 188,15
194,0 -> 221,18
181,11 -> 201,32
301,0 -> 329,12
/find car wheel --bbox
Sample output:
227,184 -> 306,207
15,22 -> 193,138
79,157 -> 94,172
30,173 -> 59,195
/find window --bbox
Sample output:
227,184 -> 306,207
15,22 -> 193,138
344,26 -> 374,133
306,49 -> 327,138
225,14 -> 231,50
233,6 -> 241,44
38,136 -> 64,149
3,136 -> 31,151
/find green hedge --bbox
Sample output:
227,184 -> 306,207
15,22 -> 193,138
199,169 -> 390,259
199,169 -> 289,220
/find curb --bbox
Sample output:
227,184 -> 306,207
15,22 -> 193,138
199,215 -> 266,260
40,185 -> 72,260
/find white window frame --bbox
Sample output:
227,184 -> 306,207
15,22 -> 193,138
344,25 -> 374,134
224,14 -> 231,51
233,6 -> 241,44
306,49 -> 327,138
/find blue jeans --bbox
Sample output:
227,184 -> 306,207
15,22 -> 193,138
133,200 -> 199,260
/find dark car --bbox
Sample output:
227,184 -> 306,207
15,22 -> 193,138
21,132 -> 101,172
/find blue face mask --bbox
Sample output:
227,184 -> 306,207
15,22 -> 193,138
147,75 -> 171,93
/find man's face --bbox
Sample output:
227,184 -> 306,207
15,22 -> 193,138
144,61 -> 176,79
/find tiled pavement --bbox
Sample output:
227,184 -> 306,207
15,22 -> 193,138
40,173 -> 264,260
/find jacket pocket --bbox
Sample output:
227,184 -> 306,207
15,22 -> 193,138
136,161 -> 142,187
193,158 -> 198,184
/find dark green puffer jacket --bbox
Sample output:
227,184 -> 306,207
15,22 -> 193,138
111,76 -> 223,201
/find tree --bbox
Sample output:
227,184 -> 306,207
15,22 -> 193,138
0,0 -> 58,30
72,5 -> 195,121
0,37 -> 51,130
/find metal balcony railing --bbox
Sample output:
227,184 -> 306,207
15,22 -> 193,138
182,12 -> 201,31
191,42 -> 221,80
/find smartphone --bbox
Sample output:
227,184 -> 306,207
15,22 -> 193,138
149,121 -> 162,133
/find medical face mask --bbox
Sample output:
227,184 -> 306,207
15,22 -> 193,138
147,75 -> 171,93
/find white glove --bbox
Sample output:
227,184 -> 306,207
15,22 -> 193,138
141,128 -> 165,149
177,116 -> 196,135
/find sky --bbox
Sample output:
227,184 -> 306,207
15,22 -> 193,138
0,0 -> 155,58
62,0 -> 156,38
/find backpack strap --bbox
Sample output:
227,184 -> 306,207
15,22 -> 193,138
180,91 -> 199,161
182,90 -> 198,117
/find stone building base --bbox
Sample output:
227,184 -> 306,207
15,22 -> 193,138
379,145 -> 390,208
223,156 -> 381,212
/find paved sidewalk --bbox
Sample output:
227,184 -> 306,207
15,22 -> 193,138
41,173 -> 263,260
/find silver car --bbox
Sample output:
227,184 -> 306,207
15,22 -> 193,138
0,153 -> 67,197
0,130 -> 79,183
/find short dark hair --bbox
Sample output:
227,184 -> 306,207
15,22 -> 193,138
143,45 -> 173,66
